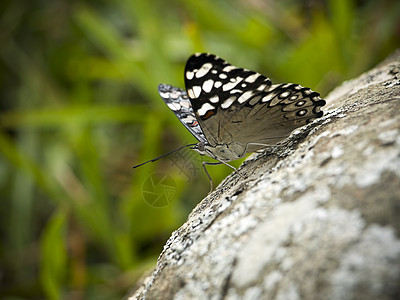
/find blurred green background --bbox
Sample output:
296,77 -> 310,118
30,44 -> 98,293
0,0 -> 399,298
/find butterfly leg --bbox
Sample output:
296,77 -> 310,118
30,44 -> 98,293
202,160 -> 243,192
217,160 -> 239,173
213,158 -> 245,179
202,161 -> 222,192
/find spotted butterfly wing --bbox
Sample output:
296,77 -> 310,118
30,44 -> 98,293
183,53 -> 326,161
158,84 -> 206,143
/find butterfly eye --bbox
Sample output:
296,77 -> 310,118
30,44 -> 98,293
196,142 -> 205,151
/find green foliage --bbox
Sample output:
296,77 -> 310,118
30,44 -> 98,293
40,209 -> 67,300
0,0 -> 399,298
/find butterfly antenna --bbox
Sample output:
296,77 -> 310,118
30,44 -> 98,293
132,143 -> 198,169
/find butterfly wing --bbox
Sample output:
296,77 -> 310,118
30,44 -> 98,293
184,53 -> 325,152
158,84 -> 206,143
233,83 -> 325,152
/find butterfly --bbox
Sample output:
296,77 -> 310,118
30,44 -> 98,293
135,53 -> 326,190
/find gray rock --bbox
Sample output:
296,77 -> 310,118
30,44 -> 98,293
130,50 -> 400,300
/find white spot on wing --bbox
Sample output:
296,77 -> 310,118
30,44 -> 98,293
221,96 -> 236,109
186,71 -> 194,80
214,81 -> 222,88
196,63 -> 213,78
180,100 -> 190,108
159,91 -> 169,99
223,65 -> 236,72
222,77 -> 243,91
298,109 -> 307,116
210,95 -> 219,103
198,102 -> 215,116
219,73 -> 227,79
188,88 -> 195,98
230,89 -> 242,94
256,84 -> 267,91
296,100 -> 305,106
261,93 -> 275,103
280,91 -> 290,98
193,86 -> 202,98
170,90 -> 180,99
245,73 -> 259,83
182,115 -> 196,123
237,91 -> 254,103
167,102 -> 181,111
202,79 -> 214,93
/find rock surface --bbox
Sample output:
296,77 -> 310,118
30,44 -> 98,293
130,50 -> 400,300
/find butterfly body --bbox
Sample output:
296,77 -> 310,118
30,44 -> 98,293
158,53 -> 326,166
193,141 -> 247,162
